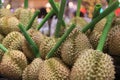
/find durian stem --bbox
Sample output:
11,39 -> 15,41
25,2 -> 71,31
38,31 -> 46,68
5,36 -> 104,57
49,0 -> 66,27
76,0 -> 82,17
46,24 -> 76,59
0,44 -> 8,53
0,0 -> 2,9
18,23 -> 40,58
26,10 -> 40,30
37,9 -> 54,30
90,4 -> 102,31
24,0 -> 28,9
81,0 -> 119,33
96,0 -> 114,51
55,0 -> 66,38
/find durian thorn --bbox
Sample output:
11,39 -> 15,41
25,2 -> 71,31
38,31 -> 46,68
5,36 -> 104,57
37,9 -> 54,30
24,0 -> 28,9
90,4 -> 102,31
81,0 -> 119,33
18,23 -> 41,58
55,0 -> 66,38
76,0 -> 82,17
26,10 -> 40,30
46,23 -> 76,59
0,44 -> 8,53
0,0 -> 2,9
96,0 -> 115,51
49,0 -> 66,27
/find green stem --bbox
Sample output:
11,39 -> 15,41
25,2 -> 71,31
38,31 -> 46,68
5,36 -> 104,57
26,10 -> 40,30
46,24 -> 76,59
18,23 -> 40,58
90,4 -> 102,31
76,0 -> 82,17
81,0 -> 119,33
49,0 -> 66,27
37,9 -> 54,30
55,0 -> 66,38
24,0 -> 28,9
0,0 -> 2,9
0,44 -> 8,53
97,13 -> 114,51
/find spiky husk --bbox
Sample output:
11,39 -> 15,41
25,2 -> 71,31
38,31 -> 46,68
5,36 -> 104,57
14,8 -> 38,29
0,50 -> 27,80
0,16 -> 20,35
108,25 -> 120,55
2,31 -> 24,50
0,9 -> 13,18
22,29 -> 44,60
22,58 -> 43,80
39,58 -> 70,80
70,49 -> 115,80
61,28 -> 92,66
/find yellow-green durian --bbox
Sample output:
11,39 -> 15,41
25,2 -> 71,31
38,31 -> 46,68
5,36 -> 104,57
0,9 -> 13,18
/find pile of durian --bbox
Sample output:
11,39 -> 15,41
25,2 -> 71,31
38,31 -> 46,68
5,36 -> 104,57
0,0 -> 120,80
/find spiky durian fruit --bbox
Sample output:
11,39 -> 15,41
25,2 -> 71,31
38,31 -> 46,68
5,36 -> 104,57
88,18 -> 108,52
38,57 -> 70,80
0,50 -> 27,80
22,29 -> 44,60
2,31 -> 24,50
22,58 -> 43,80
61,28 -> 92,66
70,49 -> 115,80
0,16 -> 20,35
14,8 -> 38,29
69,17 -> 87,30
0,9 -> 13,18
39,36 -> 59,59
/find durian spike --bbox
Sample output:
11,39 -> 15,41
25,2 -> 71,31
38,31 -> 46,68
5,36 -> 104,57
90,4 -> 102,31
49,0 -> 66,27
0,0 -> 2,8
46,23 -> 76,59
24,0 -> 28,9
97,0 -> 115,52
36,9 -> 54,30
18,23 -> 40,58
0,44 -> 8,53
26,10 -> 40,30
81,0 -> 119,33
76,0 -> 82,17
55,0 -> 66,38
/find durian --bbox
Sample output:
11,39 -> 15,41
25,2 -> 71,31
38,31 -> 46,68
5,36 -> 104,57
22,58 -> 43,80
0,50 -> 27,80
2,31 -> 24,50
0,16 -> 20,35
70,49 -> 115,80
61,28 -> 92,66
0,9 -> 13,18
38,58 -> 70,80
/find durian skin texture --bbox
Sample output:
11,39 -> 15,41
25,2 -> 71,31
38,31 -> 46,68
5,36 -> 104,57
0,16 -> 20,35
0,9 -> 13,18
70,49 -> 115,80
2,31 -> 24,51
61,28 -> 92,66
0,50 -> 27,80
39,58 -> 70,80
22,58 -> 43,80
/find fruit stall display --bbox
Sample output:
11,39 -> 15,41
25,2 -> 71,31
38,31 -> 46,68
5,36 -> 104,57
0,0 -> 120,80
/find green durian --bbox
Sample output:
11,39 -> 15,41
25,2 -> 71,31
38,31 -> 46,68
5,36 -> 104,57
14,8 -> 38,29
0,9 -> 13,18
0,50 -> 27,80
22,58 -> 43,80
38,58 -> 70,80
70,49 -> 115,80
2,31 -> 24,50
0,16 -> 20,35
61,28 -> 92,66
